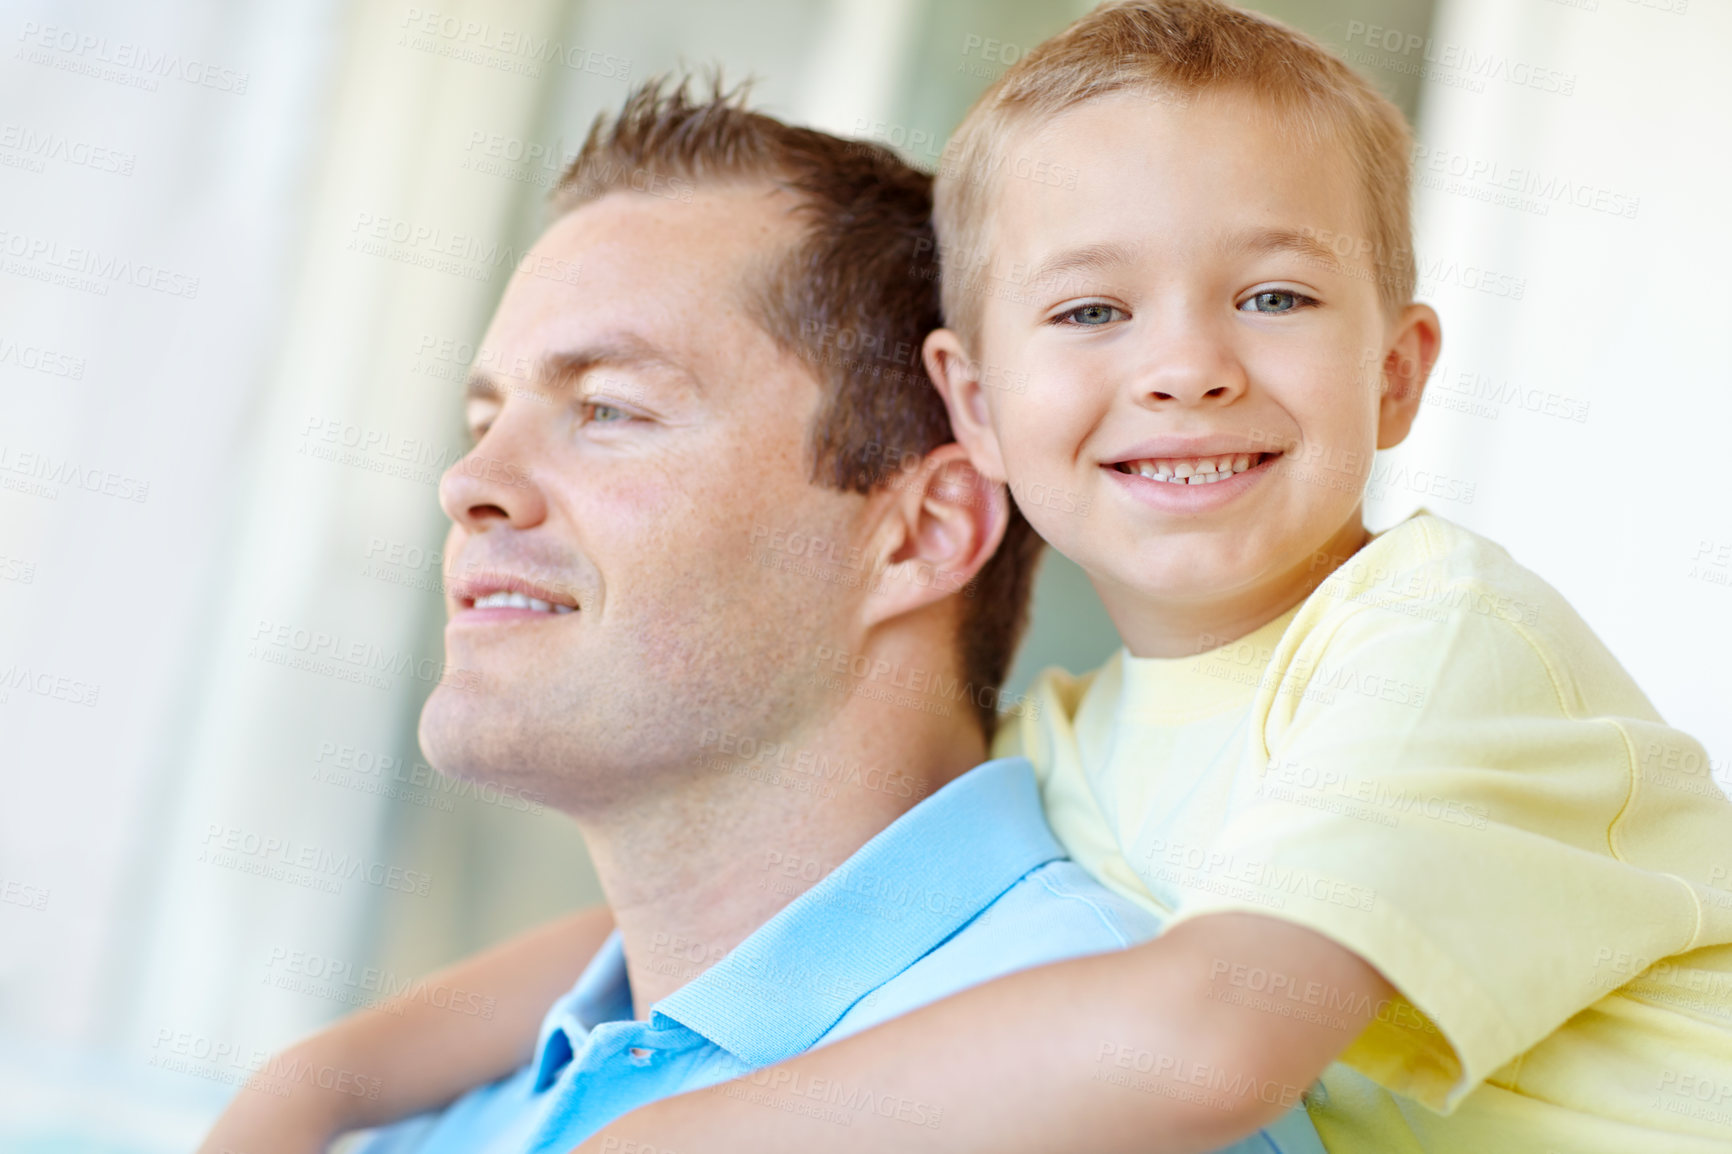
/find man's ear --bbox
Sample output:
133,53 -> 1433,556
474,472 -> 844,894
860,442 -> 1008,632
923,328 -> 1007,482
1376,303 -> 1443,450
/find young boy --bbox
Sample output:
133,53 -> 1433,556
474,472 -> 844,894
204,2 -> 1732,1151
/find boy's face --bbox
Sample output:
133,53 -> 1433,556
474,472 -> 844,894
929,89 -> 1439,654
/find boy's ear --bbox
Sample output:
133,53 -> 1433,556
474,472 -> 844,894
1376,303 -> 1443,450
922,329 -> 1008,482
860,443 -> 1008,632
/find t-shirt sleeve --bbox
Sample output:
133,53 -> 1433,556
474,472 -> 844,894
1160,603 -> 1704,1112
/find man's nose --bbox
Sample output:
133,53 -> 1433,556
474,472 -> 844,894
438,427 -> 548,532
1132,316 -> 1248,408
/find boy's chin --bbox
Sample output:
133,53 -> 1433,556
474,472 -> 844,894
1096,544 -> 1307,616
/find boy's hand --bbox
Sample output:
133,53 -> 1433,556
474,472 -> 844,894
575,912 -> 1396,1154
195,906 -> 615,1154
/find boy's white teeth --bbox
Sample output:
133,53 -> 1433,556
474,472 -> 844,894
1129,453 -> 1265,484
473,591 -> 574,613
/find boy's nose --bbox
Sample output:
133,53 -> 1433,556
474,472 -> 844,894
1133,332 -> 1248,408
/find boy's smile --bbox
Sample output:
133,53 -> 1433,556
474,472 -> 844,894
927,88 -> 1440,656
1105,439 -> 1282,513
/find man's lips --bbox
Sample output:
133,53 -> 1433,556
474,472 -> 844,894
448,572 -> 579,621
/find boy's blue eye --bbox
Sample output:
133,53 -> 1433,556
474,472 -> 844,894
1240,290 -> 1312,314
1060,303 -> 1123,326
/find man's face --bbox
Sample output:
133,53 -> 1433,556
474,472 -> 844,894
420,186 -> 868,813
963,90 -> 1420,645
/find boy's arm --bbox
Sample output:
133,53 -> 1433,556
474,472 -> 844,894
578,913 -> 1392,1154
198,905 -> 614,1154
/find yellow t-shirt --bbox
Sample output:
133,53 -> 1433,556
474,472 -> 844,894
993,512 -> 1732,1152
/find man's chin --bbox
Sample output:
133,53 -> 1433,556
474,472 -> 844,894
416,677 -> 603,812
417,680 -> 520,785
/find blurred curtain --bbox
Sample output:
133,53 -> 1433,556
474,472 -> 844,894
0,0 -> 348,1142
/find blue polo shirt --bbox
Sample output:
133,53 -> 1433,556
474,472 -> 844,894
354,757 -> 1323,1154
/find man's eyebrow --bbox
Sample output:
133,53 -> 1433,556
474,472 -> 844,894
1026,242 -> 1143,292
463,337 -> 700,403
464,372 -> 503,402
1229,227 -> 1345,271
540,341 -> 695,393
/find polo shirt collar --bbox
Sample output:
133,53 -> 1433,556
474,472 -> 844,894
528,755 -> 1063,1088
654,755 -> 1062,1067
530,932 -> 632,1090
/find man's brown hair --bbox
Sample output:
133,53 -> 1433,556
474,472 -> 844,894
553,77 -> 1043,736
936,0 -> 1416,346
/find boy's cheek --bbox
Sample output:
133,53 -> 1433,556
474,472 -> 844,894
970,344 -> 1051,474
998,407 -> 1082,494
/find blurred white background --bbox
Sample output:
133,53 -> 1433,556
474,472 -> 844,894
1,0 -> 1725,1148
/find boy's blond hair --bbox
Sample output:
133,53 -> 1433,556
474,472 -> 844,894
935,0 -> 1415,345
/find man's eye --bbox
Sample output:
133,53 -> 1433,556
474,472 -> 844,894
1057,303 -> 1124,326
585,402 -> 630,423
1239,290 -> 1314,314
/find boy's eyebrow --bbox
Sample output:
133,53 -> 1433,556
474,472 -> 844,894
1025,242 -> 1142,290
1023,230 -> 1346,294
1231,227 -> 1345,271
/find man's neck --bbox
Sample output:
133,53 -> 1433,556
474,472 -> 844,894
574,676 -> 988,1019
